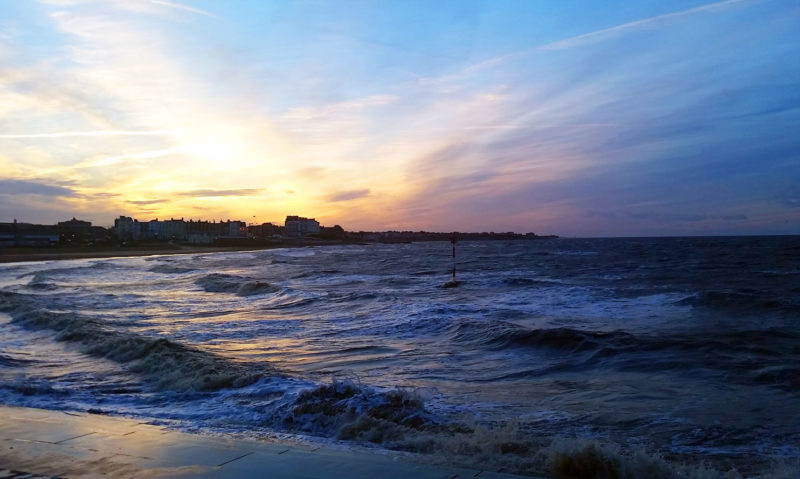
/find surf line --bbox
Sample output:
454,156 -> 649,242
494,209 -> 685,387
443,233 -> 460,288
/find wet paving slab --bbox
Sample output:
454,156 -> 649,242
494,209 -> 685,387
0,406 -> 533,478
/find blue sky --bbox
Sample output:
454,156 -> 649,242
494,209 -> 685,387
0,0 -> 798,236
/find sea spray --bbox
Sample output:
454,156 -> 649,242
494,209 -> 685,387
546,439 -> 727,479
268,381 -> 767,478
278,379 -> 439,438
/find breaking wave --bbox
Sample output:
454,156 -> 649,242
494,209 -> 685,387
501,277 -> 561,287
4,377 -> 68,397
276,379 -> 440,440
0,353 -> 33,367
148,264 -> 198,274
451,318 -> 798,356
676,290 -> 785,313
195,273 -> 279,296
272,380 -> 774,479
0,292 -> 269,392
448,319 -> 800,390
449,319 -> 612,352
26,281 -> 59,292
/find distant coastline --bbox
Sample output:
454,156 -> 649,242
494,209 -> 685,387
0,244 -> 248,264
0,233 -> 559,264
2,216 -> 557,264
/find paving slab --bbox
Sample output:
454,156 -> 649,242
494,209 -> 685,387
0,410 -> 93,444
0,406 -> 538,478
219,447 -> 515,479
63,429 -> 254,468
0,468 -> 56,479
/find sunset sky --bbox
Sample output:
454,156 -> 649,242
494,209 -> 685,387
1,0 -> 798,236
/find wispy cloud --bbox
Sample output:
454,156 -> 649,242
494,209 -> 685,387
420,0 -> 754,89
541,0 -> 752,51
52,0 -> 220,18
148,0 -> 216,18
0,130 -> 175,139
328,189 -> 371,202
49,147 -> 184,173
283,95 -> 397,121
0,179 -> 75,197
177,189 -> 262,197
127,199 -> 168,205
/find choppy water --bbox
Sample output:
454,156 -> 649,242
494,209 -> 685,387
1,237 -> 799,476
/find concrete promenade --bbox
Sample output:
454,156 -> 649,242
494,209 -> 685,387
0,406 -> 532,478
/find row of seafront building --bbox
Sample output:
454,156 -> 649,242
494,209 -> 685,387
1,215 -> 324,247
114,215 -> 322,244
3,215 -> 551,249
0,218 -> 107,247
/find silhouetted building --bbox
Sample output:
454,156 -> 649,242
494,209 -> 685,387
58,217 -> 93,244
113,216 -> 246,243
162,218 -> 187,240
222,220 -> 246,238
319,225 -> 345,239
285,216 -> 320,237
248,222 -> 279,238
0,221 -> 59,247
114,216 -> 141,241
58,217 -> 91,231
0,220 -> 16,247
90,226 -> 109,244
58,217 -> 92,242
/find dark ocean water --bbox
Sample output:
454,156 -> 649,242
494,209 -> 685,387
1,237 -> 798,476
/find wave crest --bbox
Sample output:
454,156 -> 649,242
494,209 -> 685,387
1,293 -> 270,392
448,318 -> 800,390
195,273 -> 279,297
676,290 -> 784,313
278,379 -> 439,440
148,264 -> 197,274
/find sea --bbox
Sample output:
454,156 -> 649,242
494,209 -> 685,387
1,237 -> 798,477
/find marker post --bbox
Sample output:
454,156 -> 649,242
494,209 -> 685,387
451,233 -> 457,283
444,233 -> 459,288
